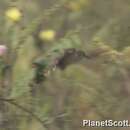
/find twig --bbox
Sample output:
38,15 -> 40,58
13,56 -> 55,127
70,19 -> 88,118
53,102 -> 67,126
0,98 -> 47,128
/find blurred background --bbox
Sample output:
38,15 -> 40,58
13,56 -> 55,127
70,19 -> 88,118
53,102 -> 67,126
0,0 -> 130,130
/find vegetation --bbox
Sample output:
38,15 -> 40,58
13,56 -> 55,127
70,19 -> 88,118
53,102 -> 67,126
0,0 -> 130,130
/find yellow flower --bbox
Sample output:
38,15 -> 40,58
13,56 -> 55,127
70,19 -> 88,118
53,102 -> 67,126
39,30 -> 56,42
5,7 -> 22,22
68,2 -> 81,11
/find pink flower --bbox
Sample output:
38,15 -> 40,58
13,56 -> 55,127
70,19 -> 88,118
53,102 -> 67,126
0,45 -> 7,56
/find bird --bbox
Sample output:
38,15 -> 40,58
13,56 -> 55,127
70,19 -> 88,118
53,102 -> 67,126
32,47 -> 89,84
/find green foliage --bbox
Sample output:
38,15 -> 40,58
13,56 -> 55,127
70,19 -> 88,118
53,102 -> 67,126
1,0 -> 130,130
